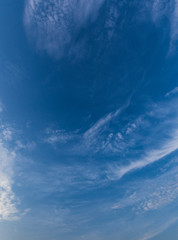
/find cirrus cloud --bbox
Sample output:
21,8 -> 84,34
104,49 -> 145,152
24,0 -> 105,58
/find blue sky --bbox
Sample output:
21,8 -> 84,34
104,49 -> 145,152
0,0 -> 178,239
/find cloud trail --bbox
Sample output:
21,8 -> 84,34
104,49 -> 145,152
108,129 -> 178,180
165,86 -> 178,97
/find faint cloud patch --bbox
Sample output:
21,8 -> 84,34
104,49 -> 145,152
165,86 -> 178,97
111,167 -> 178,214
15,140 -> 36,151
24,0 -> 105,59
0,101 -> 3,113
140,217 -> 178,240
44,128 -> 75,145
108,129 -> 178,180
21,162 -> 105,195
151,0 -> 178,54
0,116 -> 30,221
0,140 -> 19,221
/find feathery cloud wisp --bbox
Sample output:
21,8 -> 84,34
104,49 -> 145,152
24,0 -> 105,58
108,129 -> 178,180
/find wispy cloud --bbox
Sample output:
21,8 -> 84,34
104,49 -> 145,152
0,140 -> 19,221
15,140 -> 36,151
0,125 -> 13,142
165,86 -> 178,97
43,99 -> 131,155
44,94 -> 178,160
44,128 -> 75,145
152,0 -> 178,53
152,0 -> 171,22
169,0 -> 178,53
104,94 -> 178,180
108,129 -> 178,180
29,99 -> 178,200
15,97 -> 178,235
140,217 -> 178,240
111,166 -> 178,213
24,0 -> 105,58
82,101 -> 130,150
20,161 -> 105,196
24,0 -> 178,58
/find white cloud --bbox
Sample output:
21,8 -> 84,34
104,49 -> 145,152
83,100 -> 130,149
152,0 -> 171,22
83,110 -> 118,142
44,99 -> 130,153
21,162 -> 104,195
108,130 -> 178,180
111,166 -> 178,214
24,0 -> 178,58
24,0 -> 105,58
137,183 -> 178,213
0,140 -> 19,221
0,117 -> 29,221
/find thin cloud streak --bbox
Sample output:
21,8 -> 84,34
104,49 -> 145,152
0,120 -> 30,221
165,86 -> 178,97
43,99 -> 131,155
84,103 -> 128,139
108,130 -> 178,180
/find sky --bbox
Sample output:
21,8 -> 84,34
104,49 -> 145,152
0,0 -> 178,239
